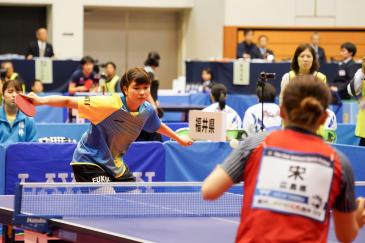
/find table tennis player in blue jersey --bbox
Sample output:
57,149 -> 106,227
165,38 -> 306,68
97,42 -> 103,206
24,67 -> 193,182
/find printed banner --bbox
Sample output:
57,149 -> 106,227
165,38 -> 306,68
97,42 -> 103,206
5,142 -> 165,194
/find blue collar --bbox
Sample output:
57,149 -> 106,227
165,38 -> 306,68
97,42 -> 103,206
120,95 -> 144,113
0,106 -> 27,124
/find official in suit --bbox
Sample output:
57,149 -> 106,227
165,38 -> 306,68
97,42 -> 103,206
257,35 -> 275,61
236,29 -> 261,59
311,32 -> 327,63
330,42 -> 359,100
26,28 -> 54,59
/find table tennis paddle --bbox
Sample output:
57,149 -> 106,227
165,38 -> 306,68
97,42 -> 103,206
14,94 -> 36,117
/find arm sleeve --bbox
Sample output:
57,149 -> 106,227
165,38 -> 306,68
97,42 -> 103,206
221,132 -> 267,183
143,106 -> 162,133
332,149 -> 357,213
348,68 -> 364,96
279,73 -> 290,105
50,44 -> 54,57
242,108 -> 253,133
78,94 -> 121,125
236,44 -> 243,58
69,71 -> 79,84
322,49 -> 327,63
26,118 -> 37,142
25,43 -> 33,56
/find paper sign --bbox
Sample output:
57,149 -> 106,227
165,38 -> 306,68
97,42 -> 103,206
233,60 -> 250,85
188,110 -> 226,141
35,59 -> 53,84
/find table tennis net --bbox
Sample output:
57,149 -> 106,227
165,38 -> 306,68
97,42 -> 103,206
16,182 -> 243,218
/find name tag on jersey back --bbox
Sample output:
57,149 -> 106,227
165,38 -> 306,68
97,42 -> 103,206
252,147 -> 334,222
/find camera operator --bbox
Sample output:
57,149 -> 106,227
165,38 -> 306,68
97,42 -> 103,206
68,56 -> 99,95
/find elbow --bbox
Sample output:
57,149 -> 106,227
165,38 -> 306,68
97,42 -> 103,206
336,234 -> 357,243
336,229 -> 358,243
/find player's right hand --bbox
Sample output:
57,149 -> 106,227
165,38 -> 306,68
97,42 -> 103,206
177,134 -> 193,147
20,92 -> 43,106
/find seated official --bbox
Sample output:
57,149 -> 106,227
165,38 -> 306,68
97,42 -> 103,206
236,29 -> 261,60
257,35 -> 275,61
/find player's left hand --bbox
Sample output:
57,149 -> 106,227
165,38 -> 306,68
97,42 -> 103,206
177,135 -> 193,147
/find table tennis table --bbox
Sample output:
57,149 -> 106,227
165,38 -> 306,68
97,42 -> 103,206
1,182 -> 365,243
0,182 -> 240,243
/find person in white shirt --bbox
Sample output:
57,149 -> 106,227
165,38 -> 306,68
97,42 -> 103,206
242,83 -> 281,135
203,84 -> 242,129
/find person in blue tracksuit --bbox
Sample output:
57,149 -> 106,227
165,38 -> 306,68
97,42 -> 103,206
0,80 -> 37,145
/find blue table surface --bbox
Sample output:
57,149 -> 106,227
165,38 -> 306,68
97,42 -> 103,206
1,195 -> 365,243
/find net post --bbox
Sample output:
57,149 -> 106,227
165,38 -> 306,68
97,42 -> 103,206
13,183 -> 24,215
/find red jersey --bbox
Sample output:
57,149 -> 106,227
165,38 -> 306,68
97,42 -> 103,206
221,128 -> 356,243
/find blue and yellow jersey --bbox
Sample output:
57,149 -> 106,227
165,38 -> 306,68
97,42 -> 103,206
71,94 -> 161,178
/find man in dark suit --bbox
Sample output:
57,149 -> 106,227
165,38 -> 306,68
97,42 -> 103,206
26,28 -> 54,59
257,35 -> 275,61
310,32 -> 327,63
330,42 -> 359,100
236,29 -> 261,59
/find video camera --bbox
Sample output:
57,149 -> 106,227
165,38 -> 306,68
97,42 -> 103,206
259,72 -> 276,80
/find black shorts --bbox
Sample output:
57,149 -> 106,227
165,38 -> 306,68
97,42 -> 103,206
71,163 -> 136,182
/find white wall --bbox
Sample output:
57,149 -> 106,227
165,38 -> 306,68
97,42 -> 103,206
224,0 -> 365,27
182,0 -> 225,60
84,9 -> 179,88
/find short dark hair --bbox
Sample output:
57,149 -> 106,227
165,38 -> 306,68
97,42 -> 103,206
120,67 -> 151,95
144,51 -> 160,67
104,61 -> 116,69
1,60 -> 12,67
80,56 -> 95,66
201,68 -> 213,80
291,44 -> 319,74
341,42 -> 357,57
243,29 -> 254,36
2,80 -> 22,94
258,35 -> 268,41
282,75 -> 331,127
256,83 -> 276,103
31,79 -> 42,87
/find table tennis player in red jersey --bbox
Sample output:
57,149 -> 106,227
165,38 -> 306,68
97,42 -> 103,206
202,75 -> 365,243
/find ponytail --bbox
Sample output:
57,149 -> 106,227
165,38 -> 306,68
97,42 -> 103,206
211,84 -> 227,110
218,92 -> 226,110
289,97 -> 324,127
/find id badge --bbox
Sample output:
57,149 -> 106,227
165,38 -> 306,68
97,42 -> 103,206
252,148 -> 334,222
339,70 -> 346,76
